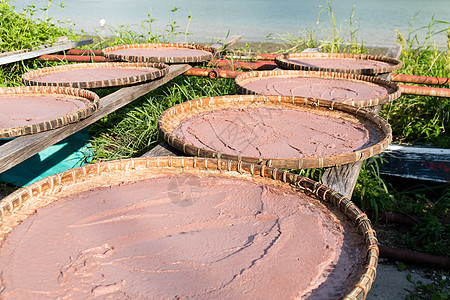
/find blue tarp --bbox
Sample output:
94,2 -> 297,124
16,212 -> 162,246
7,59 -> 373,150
0,128 -> 94,187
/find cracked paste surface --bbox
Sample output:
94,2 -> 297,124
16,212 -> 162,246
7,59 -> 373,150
0,175 -> 364,299
0,95 -> 88,129
286,57 -> 394,70
242,77 -> 389,101
30,67 -> 159,84
108,47 -> 211,58
172,107 -> 380,158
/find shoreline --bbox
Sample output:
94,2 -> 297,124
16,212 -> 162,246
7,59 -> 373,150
228,42 -> 390,56
88,34 -> 391,55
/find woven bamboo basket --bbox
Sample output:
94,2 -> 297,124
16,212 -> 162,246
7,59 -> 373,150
0,86 -> 99,139
158,95 -> 392,169
21,62 -> 169,89
235,70 -> 401,108
102,43 -> 215,64
275,52 -> 403,75
0,156 -> 378,299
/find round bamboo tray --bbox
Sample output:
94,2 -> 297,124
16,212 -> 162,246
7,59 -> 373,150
0,86 -> 99,139
235,70 -> 401,108
158,95 -> 392,169
21,62 -> 169,89
101,43 -> 215,64
0,156 -> 378,300
275,52 -> 403,75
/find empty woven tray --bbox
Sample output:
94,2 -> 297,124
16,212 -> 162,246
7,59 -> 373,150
235,70 -> 401,108
275,52 -> 402,75
22,62 -> 169,89
102,43 -> 215,64
158,95 -> 392,169
0,86 -> 99,139
0,156 -> 378,299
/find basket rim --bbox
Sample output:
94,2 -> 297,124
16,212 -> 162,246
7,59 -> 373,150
235,70 -> 402,108
274,52 -> 403,75
0,86 -> 99,139
101,42 -> 215,64
157,94 -> 392,169
0,156 -> 378,300
21,62 -> 169,89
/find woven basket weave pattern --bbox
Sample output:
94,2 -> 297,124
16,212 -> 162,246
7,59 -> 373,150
102,43 -> 215,64
21,62 -> 169,89
0,86 -> 99,139
235,70 -> 401,108
275,52 -> 403,75
158,95 -> 392,169
0,156 -> 378,300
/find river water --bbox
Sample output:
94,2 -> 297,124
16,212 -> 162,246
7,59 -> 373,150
10,0 -> 450,48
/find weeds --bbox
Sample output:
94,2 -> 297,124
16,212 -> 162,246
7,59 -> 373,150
381,18 -> 450,148
0,0 -> 75,86
393,185 -> 449,256
0,1 -> 73,52
89,76 -> 236,160
274,0 -> 365,54
352,157 -> 394,217
93,6 -> 192,48
405,271 -> 449,300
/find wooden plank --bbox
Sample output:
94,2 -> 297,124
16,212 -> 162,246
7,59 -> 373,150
0,37 -> 69,58
0,64 -> 191,174
142,141 -> 184,157
210,35 -> 242,51
379,145 -> 450,182
0,38 -> 93,66
320,45 -> 402,198
0,49 -> 28,58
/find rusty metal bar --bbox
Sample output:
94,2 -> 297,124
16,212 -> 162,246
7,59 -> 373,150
183,68 -> 211,77
224,53 -> 278,61
65,49 -> 103,56
392,74 -> 450,86
255,53 -> 278,60
399,84 -> 450,97
37,55 -> 113,62
212,69 -> 245,79
183,68 -> 244,79
208,59 -> 277,71
379,245 -> 450,269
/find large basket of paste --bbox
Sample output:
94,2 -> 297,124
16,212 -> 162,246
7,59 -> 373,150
275,52 -> 402,75
158,95 -> 392,169
0,86 -> 99,139
102,43 -> 215,64
22,62 -> 169,89
235,70 -> 401,108
0,157 -> 378,299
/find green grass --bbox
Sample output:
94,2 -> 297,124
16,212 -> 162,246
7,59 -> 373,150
0,0 -> 78,86
381,25 -> 450,148
89,76 -> 236,160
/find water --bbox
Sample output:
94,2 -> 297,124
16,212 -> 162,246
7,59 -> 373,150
10,0 -> 450,48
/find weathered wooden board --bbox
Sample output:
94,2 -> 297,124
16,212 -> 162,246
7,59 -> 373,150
0,38 -> 93,66
379,145 -> 450,183
0,64 -> 191,174
210,35 -> 241,51
143,141 -> 184,157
